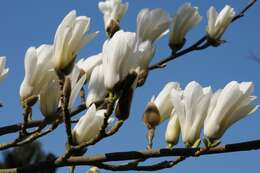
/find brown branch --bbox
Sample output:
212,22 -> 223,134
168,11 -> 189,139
232,0 -> 256,22
0,103 -> 86,136
60,78 -> 73,146
91,156 -> 186,171
1,139 -> 258,173
148,0 -> 257,70
0,121 -> 58,151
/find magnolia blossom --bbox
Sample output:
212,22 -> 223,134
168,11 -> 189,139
98,0 -> 128,30
171,81 -> 212,147
86,64 -> 107,107
134,41 -> 155,71
165,111 -> 181,148
77,53 -> 103,81
136,8 -> 169,44
20,45 -> 54,100
39,72 -> 60,117
72,104 -> 107,144
169,3 -> 202,50
102,30 -> 136,89
150,82 -> 180,122
204,81 -> 259,143
0,56 -> 9,82
206,5 -> 235,41
53,10 -> 98,74
102,28 -> 158,89
39,66 -> 86,117
68,65 -> 87,108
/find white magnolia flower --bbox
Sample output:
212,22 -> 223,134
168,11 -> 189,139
206,5 -> 235,40
169,3 -> 202,49
72,104 -> 107,144
86,64 -> 107,107
171,81 -> 212,147
134,41 -> 155,71
102,30 -> 136,89
136,8 -> 170,44
98,0 -> 128,30
68,65 -> 87,109
102,30 -> 156,90
53,10 -> 98,73
150,82 -> 180,122
77,53 -> 103,81
39,72 -> 60,117
39,66 -> 86,117
20,45 -> 54,100
165,111 -> 181,148
0,56 -> 9,82
204,81 -> 259,142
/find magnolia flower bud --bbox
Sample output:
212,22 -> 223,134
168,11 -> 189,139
20,45 -> 54,101
204,81 -> 259,145
86,64 -> 107,107
206,5 -> 235,46
134,41 -> 155,86
98,0 -> 128,37
0,56 -> 9,82
143,102 -> 161,129
53,10 -> 98,76
39,74 -> 60,117
102,30 -> 136,90
150,82 -> 180,122
136,8 -> 169,44
68,66 -> 87,109
171,81 -> 212,147
169,3 -> 202,51
165,113 -> 180,148
77,53 -> 103,81
72,104 -> 107,144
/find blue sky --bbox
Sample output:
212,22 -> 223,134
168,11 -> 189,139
0,0 -> 259,173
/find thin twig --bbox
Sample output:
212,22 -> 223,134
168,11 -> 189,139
149,0 -> 257,70
0,103 -> 87,136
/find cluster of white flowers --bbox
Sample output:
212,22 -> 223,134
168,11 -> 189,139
12,0 -> 255,146
146,81 -> 259,148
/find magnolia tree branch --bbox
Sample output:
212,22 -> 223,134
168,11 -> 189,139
148,0 -> 257,70
0,103 -> 86,136
1,139 -> 259,173
0,1 -> 257,173
0,0 -> 255,139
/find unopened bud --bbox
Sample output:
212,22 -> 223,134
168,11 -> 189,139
143,102 -> 161,129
